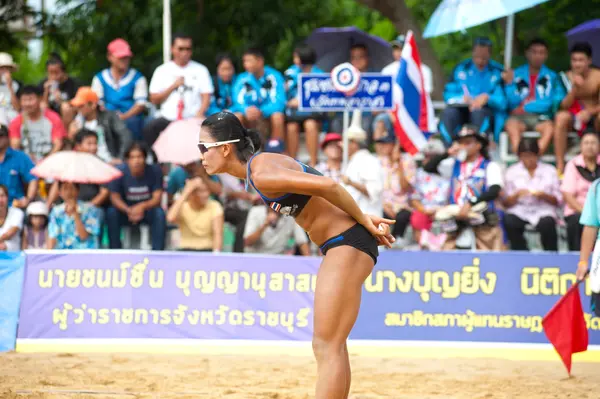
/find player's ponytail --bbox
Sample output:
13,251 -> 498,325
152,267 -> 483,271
243,128 -> 262,156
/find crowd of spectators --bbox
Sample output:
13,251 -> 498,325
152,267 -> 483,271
0,29 -> 598,255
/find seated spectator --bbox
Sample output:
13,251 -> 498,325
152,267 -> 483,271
218,173 -> 259,253
8,85 -> 65,163
315,133 -> 342,183
39,53 -> 80,128
22,201 -> 49,249
554,42 -> 600,173
410,139 -> 450,246
0,124 -> 37,209
69,87 -> 132,164
46,129 -> 111,217
341,127 -> 384,216
503,39 -> 564,155
373,128 -> 416,243
561,131 -> 600,251
424,125 -> 503,250
0,184 -> 24,251
439,37 -> 507,146
47,181 -> 101,249
106,142 -> 166,250
233,47 -> 286,143
167,177 -> 224,252
166,161 -> 222,204
243,204 -> 310,255
330,44 -> 375,138
206,53 -> 238,116
91,39 -> 148,141
502,138 -> 561,251
377,36 -> 434,137
284,45 -> 323,166
0,53 -> 21,125
144,32 -> 213,146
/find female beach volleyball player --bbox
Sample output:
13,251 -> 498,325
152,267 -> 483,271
198,111 -> 395,399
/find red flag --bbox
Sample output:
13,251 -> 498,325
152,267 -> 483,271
542,281 -> 589,375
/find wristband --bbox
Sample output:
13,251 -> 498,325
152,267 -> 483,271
578,260 -> 588,268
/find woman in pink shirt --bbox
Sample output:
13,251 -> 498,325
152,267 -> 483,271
561,131 -> 600,251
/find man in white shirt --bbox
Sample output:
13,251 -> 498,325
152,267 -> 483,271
341,126 -> 384,216
143,33 -> 214,146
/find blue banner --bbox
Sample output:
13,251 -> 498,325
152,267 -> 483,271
0,251 -> 26,351
354,251 -> 600,344
298,73 -> 393,112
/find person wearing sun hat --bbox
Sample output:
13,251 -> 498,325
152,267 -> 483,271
315,133 -> 343,183
0,52 -> 20,125
423,124 -> 503,250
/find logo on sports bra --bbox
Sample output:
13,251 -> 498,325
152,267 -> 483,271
270,202 -> 298,216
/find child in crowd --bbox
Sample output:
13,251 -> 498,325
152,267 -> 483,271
22,201 -> 49,249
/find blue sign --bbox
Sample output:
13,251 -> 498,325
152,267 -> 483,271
352,251 -> 600,344
298,73 -> 393,112
0,251 -> 25,352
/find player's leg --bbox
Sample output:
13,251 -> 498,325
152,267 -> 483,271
312,245 -> 374,399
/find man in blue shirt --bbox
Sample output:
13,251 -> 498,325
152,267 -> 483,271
503,38 -> 565,155
106,142 -> 166,250
439,37 -> 507,145
0,124 -> 37,209
233,47 -> 286,145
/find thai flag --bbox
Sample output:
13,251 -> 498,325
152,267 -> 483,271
392,31 -> 435,155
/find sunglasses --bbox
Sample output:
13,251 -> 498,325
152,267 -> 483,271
197,139 -> 240,154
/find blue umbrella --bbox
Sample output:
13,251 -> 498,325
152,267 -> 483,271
306,26 -> 393,72
423,0 -> 551,66
567,19 -> 600,67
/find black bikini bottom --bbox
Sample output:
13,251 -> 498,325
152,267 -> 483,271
319,223 -> 379,265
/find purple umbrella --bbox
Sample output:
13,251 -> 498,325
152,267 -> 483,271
567,19 -> 600,67
306,26 -> 394,72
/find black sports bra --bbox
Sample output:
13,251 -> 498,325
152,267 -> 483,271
245,153 -> 323,218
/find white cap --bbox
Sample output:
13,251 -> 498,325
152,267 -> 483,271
26,201 -> 49,217
422,138 -> 446,154
0,53 -> 17,69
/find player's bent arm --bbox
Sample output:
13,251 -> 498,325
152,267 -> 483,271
252,168 -> 369,226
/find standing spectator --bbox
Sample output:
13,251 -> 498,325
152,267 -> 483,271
502,138 -> 561,251
284,45 -> 323,166
503,39 -> 564,155
91,39 -> 148,141
106,142 -> 166,250
8,85 -> 65,163
167,177 -> 224,252
22,201 -> 49,249
69,87 -> 132,164
0,124 -> 37,208
315,133 -> 343,183
233,47 -> 286,143
410,139 -> 450,248
424,125 -> 504,250
206,53 -> 238,116
144,33 -> 213,146
0,53 -> 20,125
243,204 -> 310,255
439,37 -> 507,145
47,181 -> 101,249
374,128 -> 416,242
46,129 -> 111,217
561,131 -> 600,251
39,53 -> 80,128
341,126 -> 384,216
554,42 -> 600,173
166,161 -> 221,204
0,184 -> 24,251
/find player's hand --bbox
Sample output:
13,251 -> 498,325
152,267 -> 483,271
361,214 -> 395,248
576,261 -> 589,281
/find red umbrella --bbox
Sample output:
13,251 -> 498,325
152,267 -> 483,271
31,151 -> 123,184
